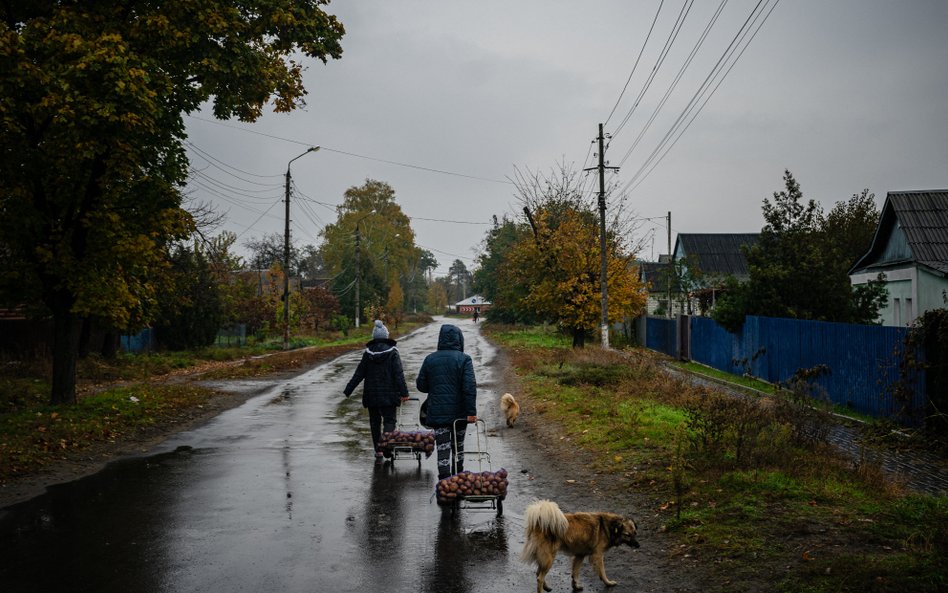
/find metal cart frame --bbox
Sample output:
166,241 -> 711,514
449,418 -> 503,517
386,397 -> 430,465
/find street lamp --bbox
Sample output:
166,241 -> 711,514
353,210 -> 375,329
283,146 -> 320,350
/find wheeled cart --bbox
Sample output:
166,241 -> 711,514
378,397 -> 434,465
435,419 -> 508,517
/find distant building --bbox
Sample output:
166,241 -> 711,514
454,295 -> 491,315
850,190 -> 948,326
638,255 -> 685,317
672,233 -> 759,314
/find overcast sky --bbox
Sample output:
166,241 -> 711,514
183,0 -> 948,275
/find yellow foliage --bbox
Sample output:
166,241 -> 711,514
504,207 -> 646,332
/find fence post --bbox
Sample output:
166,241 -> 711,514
677,314 -> 691,361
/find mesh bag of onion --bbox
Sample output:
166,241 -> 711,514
435,469 -> 509,505
379,430 -> 435,457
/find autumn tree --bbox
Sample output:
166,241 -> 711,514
427,280 -> 449,314
473,215 -> 533,323
499,165 -> 646,346
447,259 -> 471,303
152,244 -> 223,350
302,286 -> 340,332
0,2 -> 344,403
318,180 -> 416,322
402,249 -> 438,314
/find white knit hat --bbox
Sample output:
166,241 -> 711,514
372,319 -> 389,340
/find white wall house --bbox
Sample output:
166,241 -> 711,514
849,190 -> 948,327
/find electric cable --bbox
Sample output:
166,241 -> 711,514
611,0 -> 695,141
615,0 -> 729,169
604,0 -> 666,127
186,115 -> 514,185
622,0 -> 779,194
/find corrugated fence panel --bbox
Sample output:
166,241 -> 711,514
669,315 -> 926,421
121,328 -> 153,353
646,317 -> 678,357
690,316 -> 740,373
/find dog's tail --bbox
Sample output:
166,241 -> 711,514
520,500 -> 569,564
500,393 -> 516,411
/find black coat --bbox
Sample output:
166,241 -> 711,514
416,325 -> 476,427
344,338 -> 409,408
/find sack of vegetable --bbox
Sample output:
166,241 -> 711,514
435,469 -> 509,505
379,430 -> 436,457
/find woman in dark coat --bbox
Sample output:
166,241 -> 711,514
344,320 -> 409,460
416,324 -> 477,479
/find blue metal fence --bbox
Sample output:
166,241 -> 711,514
121,328 -> 154,353
686,315 -> 923,419
646,316 -> 678,357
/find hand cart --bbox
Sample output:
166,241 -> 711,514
435,418 -> 507,517
379,397 -> 434,465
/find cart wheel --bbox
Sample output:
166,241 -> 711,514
496,498 -> 503,517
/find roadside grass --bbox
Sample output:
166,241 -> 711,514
0,318 -> 430,481
671,360 -> 775,394
483,323 -> 948,593
0,383 -> 219,479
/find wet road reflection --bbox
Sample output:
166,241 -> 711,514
0,318 -> 541,592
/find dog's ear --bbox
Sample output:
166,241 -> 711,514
602,516 -> 624,546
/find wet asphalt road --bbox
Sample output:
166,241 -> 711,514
0,318 -> 565,593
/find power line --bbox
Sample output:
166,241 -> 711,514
615,0 -> 729,169
186,115 -> 514,185
188,178 -> 282,207
186,141 -> 284,182
611,0 -> 695,141
233,198 -> 283,239
190,168 -> 283,197
622,0 -> 779,194
604,0 -> 666,127
409,216 -> 490,225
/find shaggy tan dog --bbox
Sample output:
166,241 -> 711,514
500,392 -> 520,427
520,499 -> 639,593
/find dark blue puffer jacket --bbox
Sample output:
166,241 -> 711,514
343,338 -> 409,408
416,325 -> 476,428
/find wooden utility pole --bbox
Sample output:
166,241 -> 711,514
667,211 -> 672,319
585,124 -> 619,349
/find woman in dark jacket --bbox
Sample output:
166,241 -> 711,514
416,324 -> 477,479
344,320 -> 409,460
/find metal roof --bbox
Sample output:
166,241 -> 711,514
454,295 -> 491,306
638,261 -> 682,293
850,190 -> 948,276
674,233 -> 759,278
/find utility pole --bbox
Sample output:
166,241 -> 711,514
352,210 -> 374,329
585,123 -> 619,349
354,225 -> 361,328
283,146 -> 319,350
667,211 -> 672,319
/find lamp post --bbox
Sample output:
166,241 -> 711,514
353,211 -> 375,328
283,146 -> 320,350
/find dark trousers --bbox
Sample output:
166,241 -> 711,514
434,420 -> 467,479
368,406 -> 397,452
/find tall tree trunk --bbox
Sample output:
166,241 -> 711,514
50,294 -> 81,405
100,329 -> 119,360
78,317 -> 91,359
